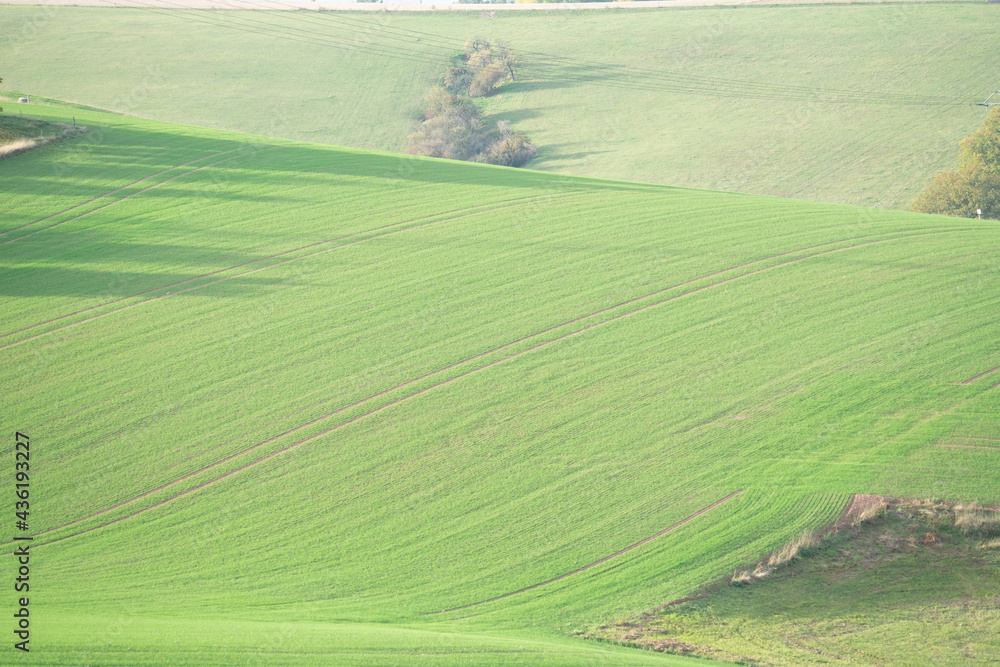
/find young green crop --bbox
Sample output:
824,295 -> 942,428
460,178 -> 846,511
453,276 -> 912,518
1,104 -> 998,663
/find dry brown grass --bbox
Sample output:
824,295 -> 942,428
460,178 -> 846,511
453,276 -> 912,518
730,569 -> 753,586
0,120 -> 88,161
736,530 -> 822,583
853,498 -> 888,526
767,530 -> 820,569
0,138 -> 38,159
955,503 -> 1000,537
731,529 -> 822,586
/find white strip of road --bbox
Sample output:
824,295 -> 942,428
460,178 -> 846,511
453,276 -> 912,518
0,0 -> 974,11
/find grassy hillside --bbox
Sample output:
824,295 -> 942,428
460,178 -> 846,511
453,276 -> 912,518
2,103 -> 999,663
1,3 -> 997,208
589,501 -> 1000,665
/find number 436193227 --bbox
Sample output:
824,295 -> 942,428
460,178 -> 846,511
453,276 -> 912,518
15,433 -> 29,531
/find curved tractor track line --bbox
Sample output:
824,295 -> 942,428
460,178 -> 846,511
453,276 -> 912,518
23,228 -> 980,542
430,490 -> 746,615
154,224 -> 910,473
1,149 -> 273,246
937,443 -> 1000,451
0,189 -> 585,343
26,228 -> 912,536
22,228 -> 972,548
957,365 -> 1000,385
0,190 -> 589,350
0,146 -> 257,237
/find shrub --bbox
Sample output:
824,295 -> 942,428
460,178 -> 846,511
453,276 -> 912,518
421,87 -> 457,120
443,66 -> 474,95
730,570 -> 753,586
0,138 -> 38,160
911,163 -> 1000,219
408,104 -> 490,161
474,122 -> 537,167
853,498 -> 888,526
469,64 -> 506,98
766,531 -> 820,569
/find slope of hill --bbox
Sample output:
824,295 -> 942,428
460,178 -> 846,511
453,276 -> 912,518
2,103 -> 999,663
589,500 -> 1000,664
1,3 -> 997,208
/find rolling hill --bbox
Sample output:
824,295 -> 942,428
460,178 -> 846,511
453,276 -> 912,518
1,2 -> 997,208
2,102 -> 999,663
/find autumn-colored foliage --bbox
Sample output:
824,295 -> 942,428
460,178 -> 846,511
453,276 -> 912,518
912,107 -> 1000,220
409,42 -> 536,167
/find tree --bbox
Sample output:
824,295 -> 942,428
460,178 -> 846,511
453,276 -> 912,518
912,107 -> 1000,220
493,40 -> 519,82
464,37 -> 490,56
443,65 -> 474,95
410,42 -> 535,168
911,162 -> 1000,219
468,64 -> 505,98
960,106 -> 1000,170
447,38 -> 519,97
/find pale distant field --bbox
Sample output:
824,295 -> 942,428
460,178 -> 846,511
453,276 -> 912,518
1,2 -> 995,207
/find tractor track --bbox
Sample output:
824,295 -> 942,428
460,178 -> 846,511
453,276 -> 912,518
147,227 -> 943,472
1,147 -> 270,245
957,365 -> 1000,385
937,443 -> 1000,451
15,227 -> 975,549
1,146 -> 257,237
429,490 -> 745,614
0,189 -> 589,349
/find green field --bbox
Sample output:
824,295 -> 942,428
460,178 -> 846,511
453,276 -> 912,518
1,3 -> 997,208
1,102 -> 998,663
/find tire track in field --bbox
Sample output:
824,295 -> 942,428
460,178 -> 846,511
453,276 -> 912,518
0,190 -> 589,349
1,148 -> 272,246
47,227 -> 920,489
0,146 -> 255,238
154,226 -> 918,472
25,228 -> 983,541
937,443 -> 999,451
22,227 -> 976,548
957,365 -> 1000,385
429,491 -> 745,614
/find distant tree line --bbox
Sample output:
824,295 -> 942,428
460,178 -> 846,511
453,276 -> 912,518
408,39 -> 537,168
911,107 -> 1000,220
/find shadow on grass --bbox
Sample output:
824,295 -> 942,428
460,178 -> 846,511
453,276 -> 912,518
528,143 -> 615,167
0,265 -> 290,298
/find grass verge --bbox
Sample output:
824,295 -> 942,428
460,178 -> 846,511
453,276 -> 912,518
585,498 -> 1000,665
0,112 -> 87,159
